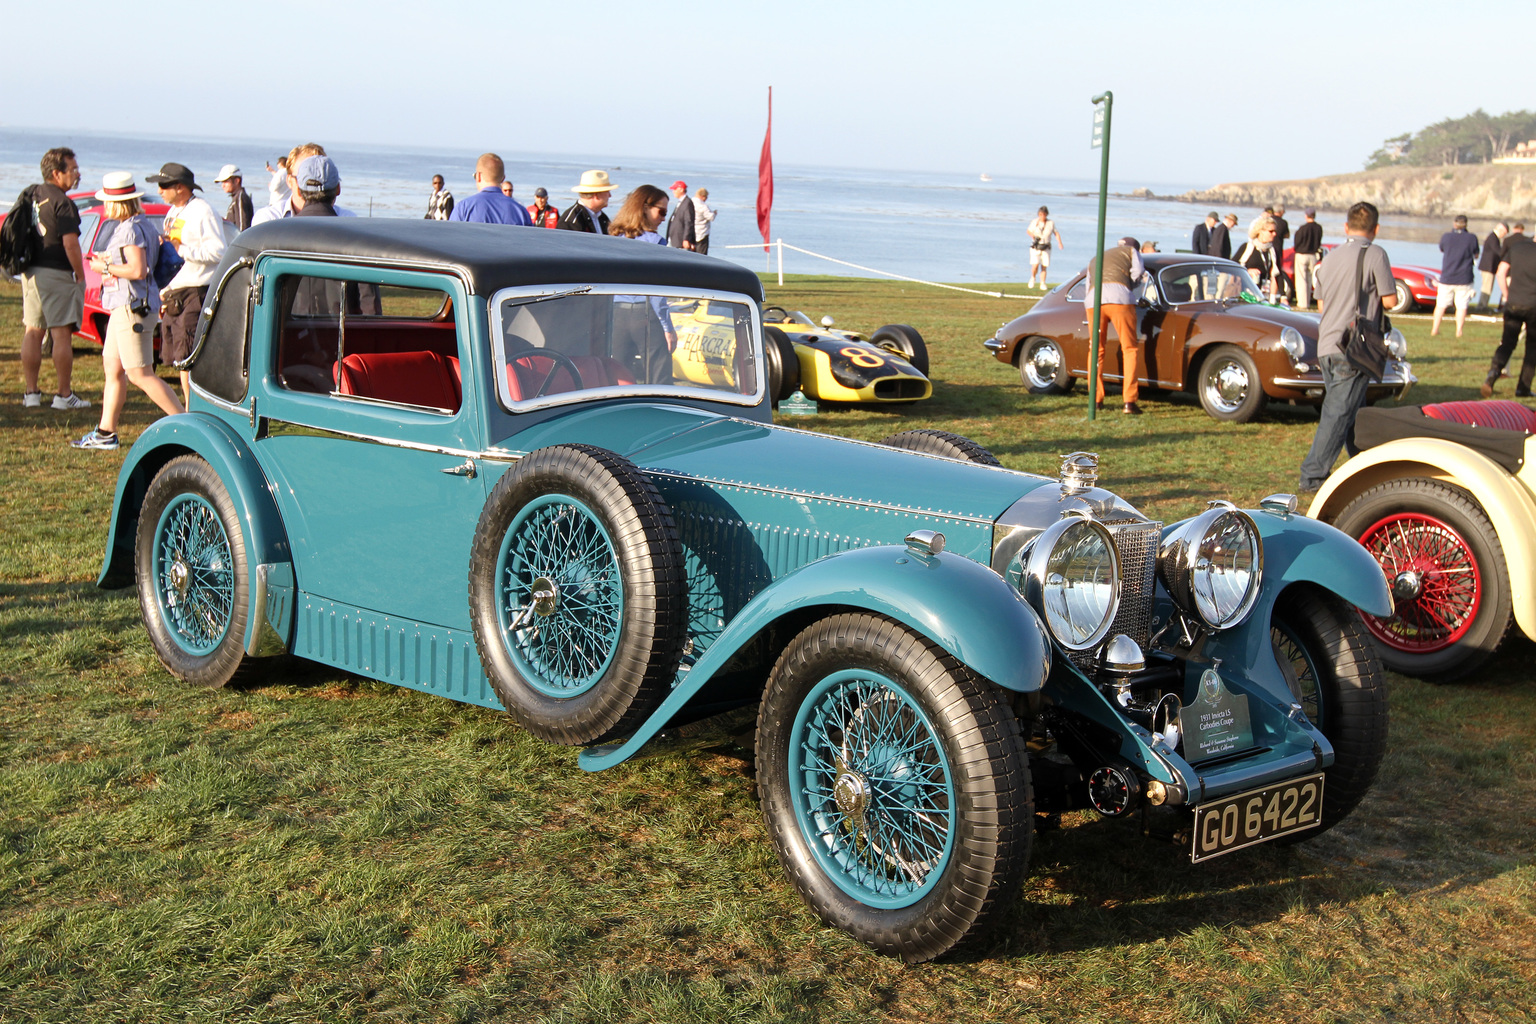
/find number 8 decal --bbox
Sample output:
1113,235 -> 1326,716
840,346 -> 885,369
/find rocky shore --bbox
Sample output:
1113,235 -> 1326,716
1159,164 -> 1536,220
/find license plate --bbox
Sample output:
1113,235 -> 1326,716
1190,772 -> 1325,863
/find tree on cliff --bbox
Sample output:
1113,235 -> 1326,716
1366,108 -> 1536,169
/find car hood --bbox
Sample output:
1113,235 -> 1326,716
1212,301 -> 1319,336
493,403 -> 1049,526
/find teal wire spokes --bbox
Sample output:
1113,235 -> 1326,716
153,494 -> 235,655
1273,620 -> 1323,728
790,670 -> 955,909
499,495 -> 624,697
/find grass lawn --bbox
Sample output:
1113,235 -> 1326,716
1,274 -> 1533,1023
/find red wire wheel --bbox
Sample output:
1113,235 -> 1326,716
1356,511 -> 1481,652
1333,478 -> 1512,682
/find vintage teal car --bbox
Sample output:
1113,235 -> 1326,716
99,219 -> 1391,962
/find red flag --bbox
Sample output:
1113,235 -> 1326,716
757,87 -> 773,252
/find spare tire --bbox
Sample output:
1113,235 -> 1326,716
468,444 -> 686,746
764,326 -> 801,404
869,324 -> 929,377
882,429 -> 1001,466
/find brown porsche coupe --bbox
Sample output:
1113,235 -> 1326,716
983,254 -> 1415,422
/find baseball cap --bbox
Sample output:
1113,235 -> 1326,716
1304,207 -> 1316,217
294,154 -> 340,191
534,187 -> 548,197
213,164 -> 241,182
144,162 -> 201,190
1119,236 -> 1140,250
671,180 -> 688,191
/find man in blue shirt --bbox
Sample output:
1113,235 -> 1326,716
1432,214 -> 1479,338
448,154 -> 532,226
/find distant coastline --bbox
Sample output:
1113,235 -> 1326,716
1143,164 -> 1536,220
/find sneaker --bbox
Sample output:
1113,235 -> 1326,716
51,392 -> 91,411
22,391 -> 41,408
70,429 -> 119,451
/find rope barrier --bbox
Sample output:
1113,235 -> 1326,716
717,240 -> 1039,299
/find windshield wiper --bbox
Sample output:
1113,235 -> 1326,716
501,286 -> 593,309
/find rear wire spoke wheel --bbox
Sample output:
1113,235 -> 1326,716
756,613 -> 1031,962
1332,478 -> 1511,681
469,444 -> 686,745
134,455 -> 254,688
1270,585 -> 1388,838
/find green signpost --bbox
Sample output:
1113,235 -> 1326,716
1088,91 -> 1112,422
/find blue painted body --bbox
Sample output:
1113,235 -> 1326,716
99,227 -> 1390,804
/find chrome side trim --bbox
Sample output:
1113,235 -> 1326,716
262,417 -> 481,459
189,382 -> 247,416
247,562 -> 290,657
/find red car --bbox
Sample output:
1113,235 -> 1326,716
1282,243 -> 1439,312
0,190 -> 170,344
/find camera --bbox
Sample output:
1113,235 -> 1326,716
130,297 -> 152,318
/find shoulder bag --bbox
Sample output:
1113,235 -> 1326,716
1342,242 -> 1389,382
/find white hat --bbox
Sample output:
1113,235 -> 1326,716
572,169 -> 616,194
213,164 -> 241,182
94,171 -> 144,203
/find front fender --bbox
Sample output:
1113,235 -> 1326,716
1308,437 -> 1536,642
579,544 -> 1051,771
97,414 -> 293,653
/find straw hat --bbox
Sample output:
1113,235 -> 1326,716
95,171 -> 144,203
572,170 -> 615,194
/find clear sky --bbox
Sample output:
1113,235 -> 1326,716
4,0 -> 1530,188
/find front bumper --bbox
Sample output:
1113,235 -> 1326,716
1271,359 -> 1416,401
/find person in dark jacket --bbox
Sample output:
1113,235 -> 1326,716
1208,214 -> 1236,260
557,170 -> 615,234
666,180 -> 695,250
1192,212 -> 1216,256
214,165 -> 253,232
1487,230 -> 1536,397
1477,222 -> 1509,309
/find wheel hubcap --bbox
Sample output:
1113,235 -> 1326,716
1209,360 -> 1249,410
833,760 -> 872,826
1392,569 -> 1423,602
168,559 -> 191,603
1026,342 -> 1061,387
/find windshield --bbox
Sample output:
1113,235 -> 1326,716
491,287 -> 762,409
1156,263 -> 1265,304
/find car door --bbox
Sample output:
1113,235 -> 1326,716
249,257 -> 488,630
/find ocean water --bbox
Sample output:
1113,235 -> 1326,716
0,126 -> 1449,285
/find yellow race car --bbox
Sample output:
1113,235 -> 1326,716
761,306 -> 931,404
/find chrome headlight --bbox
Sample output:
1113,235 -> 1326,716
1157,501 -> 1263,630
1279,326 -> 1305,360
1386,327 -> 1407,360
1023,514 -> 1120,652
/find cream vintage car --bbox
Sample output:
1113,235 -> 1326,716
1307,399 -> 1536,681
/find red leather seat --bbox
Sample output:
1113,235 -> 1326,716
1422,400 -> 1536,434
336,350 -> 462,411
505,353 -> 634,401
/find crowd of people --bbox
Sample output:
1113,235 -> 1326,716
6,143 -> 724,450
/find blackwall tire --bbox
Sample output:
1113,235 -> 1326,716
869,324 -> 930,377
468,444 -> 686,746
764,326 -> 801,405
134,455 -> 254,688
755,613 -> 1031,962
881,429 -> 1001,466
1270,585 -> 1388,838
1332,478 -> 1512,681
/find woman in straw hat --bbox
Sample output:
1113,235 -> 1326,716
71,173 -> 184,451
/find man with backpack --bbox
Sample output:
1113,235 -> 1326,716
12,148 -> 90,410
145,162 -> 227,407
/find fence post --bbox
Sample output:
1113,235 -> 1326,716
777,239 -> 784,286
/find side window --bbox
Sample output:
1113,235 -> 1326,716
78,212 -> 103,254
276,275 -> 461,414
1065,278 -> 1086,302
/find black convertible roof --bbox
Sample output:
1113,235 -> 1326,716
222,218 -> 765,300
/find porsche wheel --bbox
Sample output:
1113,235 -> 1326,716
468,445 -> 686,745
869,324 -> 929,377
1393,278 -> 1415,313
756,613 -> 1031,962
1017,336 -> 1073,394
135,455 -> 254,688
1197,344 -> 1268,422
1270,585 -> 1388,837
1332,478 -> 1511,682
764,326 -> 801,404
881,429 -> 1001,466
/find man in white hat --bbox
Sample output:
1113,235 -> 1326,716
213,164 -> 252,232
557,170 -> 616,235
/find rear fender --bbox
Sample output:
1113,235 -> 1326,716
97,414 -> 294,655
1309,437 -> 1536,642
579,544 -> 1051,770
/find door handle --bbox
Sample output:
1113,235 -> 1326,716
440,458 -> 477,479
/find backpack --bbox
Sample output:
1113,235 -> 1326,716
0,185 -> 38,277
153,239 -> 184,289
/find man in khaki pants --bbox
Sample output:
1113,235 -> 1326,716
19,147 -> 90,411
